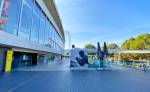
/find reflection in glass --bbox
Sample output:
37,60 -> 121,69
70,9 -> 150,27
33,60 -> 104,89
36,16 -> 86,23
19,2 -> 32,39
5,0 -> 21,35
0,0 -> 64,51
39,15 -> 45,44
44,19 -> 49,46
31,13 -> 39,42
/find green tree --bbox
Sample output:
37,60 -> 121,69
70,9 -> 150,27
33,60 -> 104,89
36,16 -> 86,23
117,33 -> 150,61
121,38 -> 135,50
84,44 -> 96,49
110,33 -> 150,61
136,33 -> 150,49
107,43 -> 119,49
121,33 -> 150,50
84,44 -> 96,55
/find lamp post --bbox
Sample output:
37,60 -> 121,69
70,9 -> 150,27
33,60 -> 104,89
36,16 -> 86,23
65,31 -> 71,50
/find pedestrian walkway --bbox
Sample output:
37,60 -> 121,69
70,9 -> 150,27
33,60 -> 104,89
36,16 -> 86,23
1,60 -> 150,92
13,60 -> 128,71
1,67 -> 150,92
13,60 -> 70,71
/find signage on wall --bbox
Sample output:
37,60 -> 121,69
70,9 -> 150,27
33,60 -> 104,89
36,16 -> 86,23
5,50 -> 13,72
0,0 -> 10,28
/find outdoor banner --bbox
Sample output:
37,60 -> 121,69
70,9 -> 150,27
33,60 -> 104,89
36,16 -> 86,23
70,48 -> 88,67
5,50 -> 13,72
0,0 -> 9,30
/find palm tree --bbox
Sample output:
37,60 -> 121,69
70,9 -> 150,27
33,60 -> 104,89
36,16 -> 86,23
97,42 -> 102,60
103,42 -> 109,58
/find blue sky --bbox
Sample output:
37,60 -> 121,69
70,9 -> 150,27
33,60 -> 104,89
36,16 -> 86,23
55,0 -> 150,48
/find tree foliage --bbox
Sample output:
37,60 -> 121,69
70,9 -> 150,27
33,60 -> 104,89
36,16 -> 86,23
111,33 -> 150,60
84,44 -> 96,55
121,33 -> 150,50
84,44 -> 96,49
113,53 -> 150,61
107,43 -> 119,49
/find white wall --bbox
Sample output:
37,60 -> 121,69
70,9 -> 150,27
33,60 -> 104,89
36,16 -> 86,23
0,31 -> 64,55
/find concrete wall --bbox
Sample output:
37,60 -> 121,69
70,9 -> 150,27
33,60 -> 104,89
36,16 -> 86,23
36,0 -> 64,41
0,31 -> 64,55
0,47 -> 7,72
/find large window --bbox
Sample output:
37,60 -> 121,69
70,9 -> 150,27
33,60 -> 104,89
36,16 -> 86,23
44,19 -> 49,46
39,13 -> 45,44
6,0 -> 21,35
30,2 -> 41,43
0,0 -> 2,4
51,27 -> 55,42
56,32 -> 59,45
0,0 -> 64,51
19,0 -> 32,39
48,23 -> 52,47
31,13 -> 39,42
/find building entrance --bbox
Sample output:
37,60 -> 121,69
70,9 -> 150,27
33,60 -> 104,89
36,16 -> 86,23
12,52 -> 37,69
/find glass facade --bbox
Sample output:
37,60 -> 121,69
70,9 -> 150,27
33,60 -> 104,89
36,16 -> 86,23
45,19 -> 49,46
12,52 -> 38,68
0,0 -> 64,52
39,13 -> 45,44
19,0 -> 32,39
5,0 -> 21,35
31,1 -> 40,42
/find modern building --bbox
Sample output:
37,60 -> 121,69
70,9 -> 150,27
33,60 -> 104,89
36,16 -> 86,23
0,0 -> 65,72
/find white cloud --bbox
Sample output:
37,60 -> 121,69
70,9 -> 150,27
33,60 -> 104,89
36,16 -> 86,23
69,23 -> 150,48
84,23 -> 150,43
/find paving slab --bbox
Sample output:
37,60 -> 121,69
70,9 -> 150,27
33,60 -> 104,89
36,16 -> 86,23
0,69 -> 150,92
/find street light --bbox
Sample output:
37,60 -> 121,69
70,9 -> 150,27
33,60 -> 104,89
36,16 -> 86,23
65,31 -> 71,49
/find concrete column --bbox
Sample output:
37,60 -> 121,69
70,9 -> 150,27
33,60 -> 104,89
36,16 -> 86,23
5,49 -> 13,72
0,0 -> 4,16
148,60 -> 150,67
123,60 -> 125,66
132,61 -> 135,67
118,53 -> 121,65
0,47 -> 7,72
44,54 -> 48,63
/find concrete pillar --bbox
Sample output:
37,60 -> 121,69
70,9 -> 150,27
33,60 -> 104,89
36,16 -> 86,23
0,47 -> 7,72
148,60 -> 150,67
44,54 -> 48,63
118,53 -> 121,65
123,60 -> 125,66
132,61 -> 135,67
5,49 -> 13,72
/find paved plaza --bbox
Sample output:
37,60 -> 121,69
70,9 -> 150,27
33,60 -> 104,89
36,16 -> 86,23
0,61 -> 150,92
